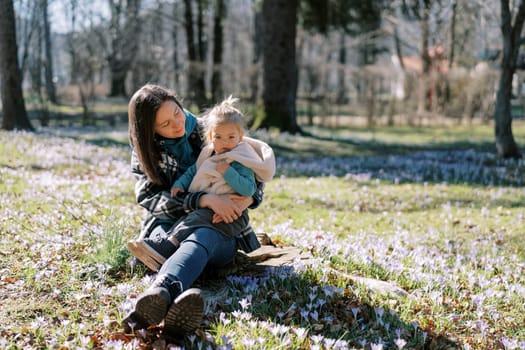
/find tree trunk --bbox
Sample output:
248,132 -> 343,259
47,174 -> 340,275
183,0 -> 207,107
418,0 -> 431,114
336,32 -> 347,104
448,0 -> 457,70
109,72 -> 127,97
249,7 -> 263,103
172,1 -> 181,89
494,70 -> 520,157
393,25 -> 404,71
107,0 -> 141,97
261,0 -> 300,133
493,0 -> 524,158
0,0 -> 33,131
42,0 -> 57,103
68,1 -> 78,85
31,13 -> 50,127
211,0 -> 225,102
18,1 -> 38,82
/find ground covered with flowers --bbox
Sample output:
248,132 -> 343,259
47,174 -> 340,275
0,124 -> 524,349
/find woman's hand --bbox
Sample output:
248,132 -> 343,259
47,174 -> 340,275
199,193 -> 243,223
229,194 -> 253,212
211,194 -> 254,223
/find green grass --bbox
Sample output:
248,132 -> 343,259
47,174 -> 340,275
253,178 -> 525,249
276,121 -> 525,156
1,122 -> 524,349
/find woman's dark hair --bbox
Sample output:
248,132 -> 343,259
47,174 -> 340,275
128,84 -> 184,185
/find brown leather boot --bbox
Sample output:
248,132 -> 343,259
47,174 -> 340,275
163,288 -> 204,336
121,275 -> 184,332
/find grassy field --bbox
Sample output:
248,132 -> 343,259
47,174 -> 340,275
0,122 -> 524,349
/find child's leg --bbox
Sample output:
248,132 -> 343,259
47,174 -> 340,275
171,209 -> 249,242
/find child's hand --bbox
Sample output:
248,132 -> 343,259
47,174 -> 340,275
216,159 -> 230,174
171,187 -> 183,197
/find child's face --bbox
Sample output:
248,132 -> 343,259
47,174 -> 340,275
211,122 -> 242,154
154,100 -> 186,139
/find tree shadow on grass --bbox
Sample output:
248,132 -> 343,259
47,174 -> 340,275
304,194 -> 525,215
193,265 -> 461,349
38,126 -> 130,149
37,125 -> 523,187
117,266 -> 460,349
117,239 -> 461,349
290,129 -> 498,158
274,140 -> 524,187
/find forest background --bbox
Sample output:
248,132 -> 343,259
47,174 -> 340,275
0,0 -> 524,159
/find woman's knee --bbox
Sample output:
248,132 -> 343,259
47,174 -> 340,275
181,228 -> 236,265
183,227 -> 223,248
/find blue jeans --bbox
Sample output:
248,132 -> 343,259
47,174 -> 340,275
156,226 -> 238,290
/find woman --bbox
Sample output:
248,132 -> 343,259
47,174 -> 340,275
122,84 -> 264,337
128,96 -> 275,270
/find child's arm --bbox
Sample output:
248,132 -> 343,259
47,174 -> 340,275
218,160 -> 257,197
171,164 -> 197,196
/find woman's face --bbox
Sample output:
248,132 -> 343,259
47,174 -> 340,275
154,100 -> 186,139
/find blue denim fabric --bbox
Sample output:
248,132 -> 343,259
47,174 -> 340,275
158,227 -> 237,290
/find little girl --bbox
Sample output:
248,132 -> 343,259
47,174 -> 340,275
128,96 -> 275,270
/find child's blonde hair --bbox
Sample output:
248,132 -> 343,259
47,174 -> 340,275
202,96 -> 246,143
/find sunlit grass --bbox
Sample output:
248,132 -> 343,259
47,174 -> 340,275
1,126 -> 524,349
88,215 -> 134,277
302,120 -> 525,149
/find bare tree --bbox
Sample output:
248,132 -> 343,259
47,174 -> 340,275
130,2 -> 164,88
26,0 -> 55,126
106,0 -> 141,96
260,0 -> 300,132
398,0 -> 436,114
336,32 -> 347,104
0,0 -> 33,131
17,0 -> 39,81
211,0 -> 225,102
42,0 -> 57,103
493,0 -> 524,158
248,4 -> 263,103
172,1 -> 182,89
448,0 -> 457,69
418,0 -> 432,114
183,0 -> 208,107
66,0 -> 104,125
260,0 -> 383,132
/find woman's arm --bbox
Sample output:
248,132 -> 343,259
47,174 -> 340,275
202,181 -> 265,223
132,150 -> 203,219
198,193 -> 242,223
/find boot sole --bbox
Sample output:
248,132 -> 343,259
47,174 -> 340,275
134,292 -> 169,327
164,288 -> 204,336
127,240 -> 166,271
121,310 -> 149,333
